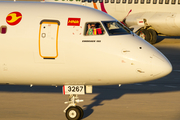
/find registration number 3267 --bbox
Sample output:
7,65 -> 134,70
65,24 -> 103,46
63,85 -> 85,95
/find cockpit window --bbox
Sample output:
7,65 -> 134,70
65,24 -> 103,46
85,22 -> 105,35
102,21 -> 131,35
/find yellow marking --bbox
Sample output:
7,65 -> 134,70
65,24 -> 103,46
39,21 -> 59,59
68,20 -> 79,24
93,2 -> 98,9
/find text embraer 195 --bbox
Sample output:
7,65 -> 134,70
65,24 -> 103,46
46,0 -> 180,44
0,1 -> 172,120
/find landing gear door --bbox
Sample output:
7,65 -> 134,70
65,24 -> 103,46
39,20 -> 60,59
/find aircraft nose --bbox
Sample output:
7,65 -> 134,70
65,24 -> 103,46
151,53 -> 172,78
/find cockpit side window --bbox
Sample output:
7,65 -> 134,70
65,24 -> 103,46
84,22 -> 105,36
102,21 -> 131,35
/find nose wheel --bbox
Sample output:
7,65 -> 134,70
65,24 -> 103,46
66,106 -> 84,120
64,95 -> 84,120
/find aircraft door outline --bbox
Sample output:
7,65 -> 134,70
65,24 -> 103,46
39,19 -> 60,59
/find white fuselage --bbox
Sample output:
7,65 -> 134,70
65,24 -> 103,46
46,0 -> 180,36
0,2 -> 172,86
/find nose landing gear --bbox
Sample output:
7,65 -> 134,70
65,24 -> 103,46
64,94 -> 84,120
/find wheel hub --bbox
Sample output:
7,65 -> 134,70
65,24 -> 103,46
140,32 -> 145,39
69,110 -> 77,118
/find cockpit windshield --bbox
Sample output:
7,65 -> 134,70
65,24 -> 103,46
102,21 -> 131,35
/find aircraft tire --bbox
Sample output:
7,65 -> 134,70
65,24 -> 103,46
137,29 -> 150,43
148,29 -> 157,44
66,106 -> 81,120
76,106 -> 84,120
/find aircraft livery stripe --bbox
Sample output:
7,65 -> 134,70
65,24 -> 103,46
100,1 -> 107,13
93,2 -> 98,9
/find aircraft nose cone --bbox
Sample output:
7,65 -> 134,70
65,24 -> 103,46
152,54 -> 172,78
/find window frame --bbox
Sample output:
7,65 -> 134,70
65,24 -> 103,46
146,0 -> 151,3
159,0 -> 163,4
128,0 -> 133,4
84,22 -> 105,36
171,0 -> 176,4
122,0 -> 126,3
111,0 -> 115,3
165,0 -> 169,4
141,0 -> 144,4
101,21 -> 131,36
153,0 -> 157,4
178,0 -> 180,4
105,0 -> 109,3
116,0 -> 121,3
134,0 -> 138,4
99,0 -> 103,3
